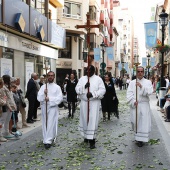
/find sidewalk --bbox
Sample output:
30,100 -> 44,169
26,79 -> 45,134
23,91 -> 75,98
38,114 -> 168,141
17,103 -> 69,135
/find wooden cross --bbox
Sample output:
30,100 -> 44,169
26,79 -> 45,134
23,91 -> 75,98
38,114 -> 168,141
75,12 -> 101,124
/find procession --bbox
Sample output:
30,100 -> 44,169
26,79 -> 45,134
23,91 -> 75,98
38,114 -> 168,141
1,0 -> 170,169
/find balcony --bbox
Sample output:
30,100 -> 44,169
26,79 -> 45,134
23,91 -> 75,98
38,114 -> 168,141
110,11 -> 113,24
100,10 -> 104,24
105,0 -> 109,9
110,0 -> 113,10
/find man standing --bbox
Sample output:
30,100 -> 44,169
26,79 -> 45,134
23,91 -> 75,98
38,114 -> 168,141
75,65 -> 106,149
25,73 -> 38,123
127,66 -> 153,147
37,71 -> 63,149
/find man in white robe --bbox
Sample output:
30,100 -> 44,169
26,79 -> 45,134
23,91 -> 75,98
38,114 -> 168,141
75,65 -> 106,149
37,71 -> 63,149
127,66 -> 153,147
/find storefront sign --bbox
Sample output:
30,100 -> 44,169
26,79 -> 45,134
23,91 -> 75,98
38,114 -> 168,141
22,41 -> 40,51
56,61 -> 72,68
0,30 -> 58,59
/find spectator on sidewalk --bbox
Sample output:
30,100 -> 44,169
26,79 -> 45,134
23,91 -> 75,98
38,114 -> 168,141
127,66 -> 153,147
75,65 -> 106,149
39,76 -> 44,87
10,84 -> 20,133
122,76 -> 127,90
2,75 -> 17,139
126,77 -> 131,88
37,71 -> 63,149
25,73 -> 38,123
0,78 -> 8,143
16,78 -> 29,128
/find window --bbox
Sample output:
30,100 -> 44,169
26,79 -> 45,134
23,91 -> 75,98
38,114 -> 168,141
36,0 -> 45,14
59,36 -> 71,58
89,6 -> 97,20
63,2 -> 81,19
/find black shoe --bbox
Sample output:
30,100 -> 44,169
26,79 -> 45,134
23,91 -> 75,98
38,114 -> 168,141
165,119 -> 170,122
137,141 -> 143,147
31,119 -> 36,122
84,139 -> 89,143
26,119 -> 34,123
89,139 -> 96,149
71,114 -> 74,119
68,114 -> 71,118
44,144 -> 51,149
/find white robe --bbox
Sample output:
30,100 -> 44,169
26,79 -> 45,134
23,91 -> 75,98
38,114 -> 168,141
126,77 -> 153,142
37,82 -> 63,144
75,75 -> 106,139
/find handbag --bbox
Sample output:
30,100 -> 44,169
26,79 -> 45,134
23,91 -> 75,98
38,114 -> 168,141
20,95 -> 26,108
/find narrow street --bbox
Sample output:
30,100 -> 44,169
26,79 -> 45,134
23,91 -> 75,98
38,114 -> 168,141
0,90 -> 170,170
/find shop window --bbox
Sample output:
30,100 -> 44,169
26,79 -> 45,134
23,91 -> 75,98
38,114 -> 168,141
63,2 -> 81,19
59,36 -> 71,58
0,48 -> 14,77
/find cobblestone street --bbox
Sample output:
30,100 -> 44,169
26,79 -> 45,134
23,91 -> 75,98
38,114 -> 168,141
0,90 -> 170,170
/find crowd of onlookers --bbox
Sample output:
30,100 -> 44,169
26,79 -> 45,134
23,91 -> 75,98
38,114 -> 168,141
0,73 -> 45,144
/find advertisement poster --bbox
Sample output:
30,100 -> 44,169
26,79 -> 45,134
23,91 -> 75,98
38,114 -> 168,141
25,62 -> 34,90
0,58 -> 12,77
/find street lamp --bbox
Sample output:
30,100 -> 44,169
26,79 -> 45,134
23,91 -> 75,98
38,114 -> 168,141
159,9 -> 168,87
147,53 -> 151,79
100,41 -> 107,77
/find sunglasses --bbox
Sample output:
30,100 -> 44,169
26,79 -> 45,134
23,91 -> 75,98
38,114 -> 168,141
137,71 -> 143,73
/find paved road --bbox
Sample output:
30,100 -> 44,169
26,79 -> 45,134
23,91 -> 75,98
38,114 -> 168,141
0,90 -> 170,170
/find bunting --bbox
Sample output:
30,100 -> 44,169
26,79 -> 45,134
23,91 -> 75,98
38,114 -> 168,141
94,48 -> 101,62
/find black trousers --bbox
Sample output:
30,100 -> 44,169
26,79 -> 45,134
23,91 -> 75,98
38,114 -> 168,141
27,97 -> 36,120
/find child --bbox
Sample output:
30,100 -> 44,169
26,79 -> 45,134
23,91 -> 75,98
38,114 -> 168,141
10,84 -> 20,133
0,78 -> 7,143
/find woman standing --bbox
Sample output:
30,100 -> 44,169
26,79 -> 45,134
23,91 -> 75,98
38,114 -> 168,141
101,73 -> 119,121
66,73 -> 78,118
2,75 -> 16,139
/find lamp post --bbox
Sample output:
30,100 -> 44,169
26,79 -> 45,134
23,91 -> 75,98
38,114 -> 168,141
159,9 -> 168,87
147,54 -> 151,79
100,41 -> 107,77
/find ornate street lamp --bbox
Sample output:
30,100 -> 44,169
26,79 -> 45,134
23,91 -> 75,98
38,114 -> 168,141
159,9 -> 168,87
100,41 -> 107,77
147,53 -> 151,79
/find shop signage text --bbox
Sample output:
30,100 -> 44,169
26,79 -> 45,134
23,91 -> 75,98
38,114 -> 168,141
22,41 -> 40,51
56,61 -> 72,68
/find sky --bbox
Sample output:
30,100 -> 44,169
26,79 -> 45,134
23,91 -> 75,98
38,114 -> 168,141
119,0 -> 163,57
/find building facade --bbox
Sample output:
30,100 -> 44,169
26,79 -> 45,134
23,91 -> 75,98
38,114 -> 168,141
0,0 -> 65,91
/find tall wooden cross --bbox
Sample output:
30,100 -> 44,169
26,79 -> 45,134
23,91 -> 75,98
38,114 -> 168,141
75,12 -> 101,124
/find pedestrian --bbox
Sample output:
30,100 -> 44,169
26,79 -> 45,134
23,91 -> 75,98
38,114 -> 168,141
126,66 -> 153,147
2,75 -> 17,139
66,73 -> 78,118
75,65 -> 106,149
10,84 -> 20,133
37,71 -> 63,149
25,73 -> 38,123
39,76 -> 44,87
15,78 -> 29,128
0,78 -> 8,143
119,77 -> 123,90
122,76 -> 127,90
126,77 -> 130,88
101,73 -> 119,121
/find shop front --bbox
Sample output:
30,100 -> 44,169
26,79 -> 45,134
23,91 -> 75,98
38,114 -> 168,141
0,30 -> 58,92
